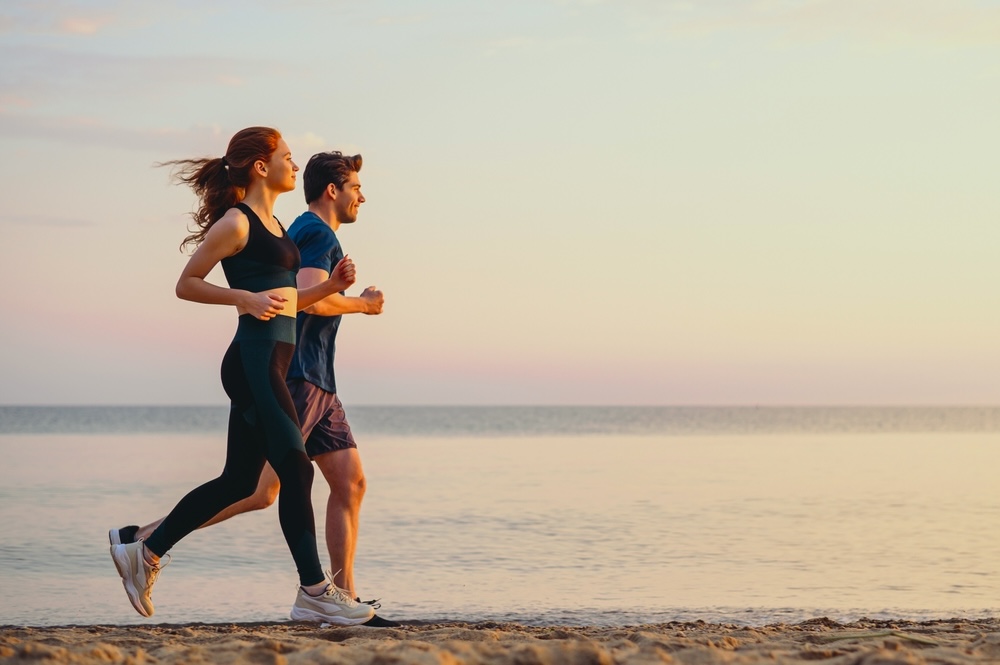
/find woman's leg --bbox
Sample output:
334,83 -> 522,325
142,401 -> 268,556
244,337 -> 325,586
112,341 -> 269,617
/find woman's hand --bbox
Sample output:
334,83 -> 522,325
243,291 -> 288,320
327,256 -> 357,293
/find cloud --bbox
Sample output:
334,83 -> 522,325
483,36 -> 536,55
580,0 -> 1000,47
0,0 -> 118,35
374,14 -> 429,26
56,15 -> 111,35
1,0 -> 362,36
0,111 -> 233,154
727,0 -> 1000,47
0,94 -> 33,112
0,114 -> 336,161
0,213 -> 95,227
0,44 -> 289,109
633,0 -> 1000,46
0,0 -> 230,37
284,132 -> 328,153
279,132 -> 366,157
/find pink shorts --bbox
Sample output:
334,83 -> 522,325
286,379 -> 357,457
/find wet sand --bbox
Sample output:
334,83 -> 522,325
3,617 -> 999,664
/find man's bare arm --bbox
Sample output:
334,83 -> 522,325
298,267 -> 384,316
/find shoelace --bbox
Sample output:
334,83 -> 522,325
321,569 -> 367,607
145,553 -> 171,586
323,585 -> 359,606
358,597 -> 382,610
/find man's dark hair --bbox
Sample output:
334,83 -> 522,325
303,151 -> 363,204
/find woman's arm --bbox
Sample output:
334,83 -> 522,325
175,209 -> 288,320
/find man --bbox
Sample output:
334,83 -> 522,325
110,151 -> 393,626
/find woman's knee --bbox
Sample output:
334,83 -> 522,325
273,449 -> 315,490
222,470 -> 279,509
228,476 -> 261,503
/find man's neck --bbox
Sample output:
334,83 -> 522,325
308,202 -> 341,231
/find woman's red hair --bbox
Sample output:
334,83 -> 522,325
162,127 -> 282,250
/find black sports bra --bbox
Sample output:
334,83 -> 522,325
221,203 -> 300,292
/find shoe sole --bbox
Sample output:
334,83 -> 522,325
363,614 -> 402,628
110,545 -> 151,618
289,606 -> 374,625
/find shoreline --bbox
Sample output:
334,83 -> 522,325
3,617 -> 999,664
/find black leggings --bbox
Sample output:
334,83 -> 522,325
144,315 -> 324,586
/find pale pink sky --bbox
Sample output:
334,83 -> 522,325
2,0 -> 999,404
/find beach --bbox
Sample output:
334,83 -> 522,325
3,618 -> 999,664
3,410 -> 1000,660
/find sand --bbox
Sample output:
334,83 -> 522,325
2,618 -> 999,664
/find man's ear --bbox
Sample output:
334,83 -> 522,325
327,183 -> 339,200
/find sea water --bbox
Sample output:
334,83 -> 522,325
1,406 -> 998,627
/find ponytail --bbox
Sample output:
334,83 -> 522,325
160,127 -> 282,251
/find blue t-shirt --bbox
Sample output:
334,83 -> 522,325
286,211 -> 343,394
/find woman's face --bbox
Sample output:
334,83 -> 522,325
263,138 -> 299,193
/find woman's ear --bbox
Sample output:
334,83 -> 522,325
253,159 -> 268,177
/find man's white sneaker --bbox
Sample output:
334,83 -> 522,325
290,582 -> 375,625
110,540 -> 167,617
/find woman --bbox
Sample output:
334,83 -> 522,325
110,127 -> 375,625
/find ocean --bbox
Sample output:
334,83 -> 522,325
1,406 -> 998,627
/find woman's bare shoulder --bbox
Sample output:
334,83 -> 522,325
194,207 -> 251,259
206,207 -> 251,241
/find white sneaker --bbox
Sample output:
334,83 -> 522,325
108,525 -> 139,546
111,540 -> 168,617
290,579 -> 375,625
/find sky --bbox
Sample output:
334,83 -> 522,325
1,0 -> 999,406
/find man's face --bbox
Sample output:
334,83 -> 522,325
333,171 -> 365,224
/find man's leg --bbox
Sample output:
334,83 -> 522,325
128,463 -> 280,541
314,448 -> 366,597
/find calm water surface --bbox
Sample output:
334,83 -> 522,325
1,407 -> 998,627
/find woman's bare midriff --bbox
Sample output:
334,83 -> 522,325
235,286 -> 298,319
